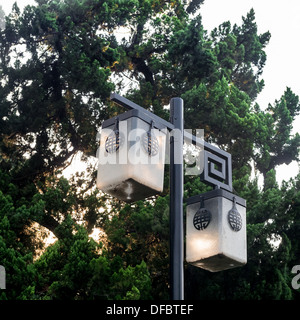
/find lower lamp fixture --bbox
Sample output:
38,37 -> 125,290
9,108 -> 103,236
186,189 -> 247,272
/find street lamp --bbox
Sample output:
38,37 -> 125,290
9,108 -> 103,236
96,93 -> 247,300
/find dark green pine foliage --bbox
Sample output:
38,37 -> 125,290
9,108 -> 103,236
254,87 -> 300,180
0,1 -> 299,300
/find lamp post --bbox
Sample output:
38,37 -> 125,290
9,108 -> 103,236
169,98 -> 184,300
96,93 -> 247,300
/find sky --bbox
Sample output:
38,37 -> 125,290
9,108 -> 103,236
1,0 -> 300,183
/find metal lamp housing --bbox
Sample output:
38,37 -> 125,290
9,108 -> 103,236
97,109 -> 167,202
186,189 -> 247,272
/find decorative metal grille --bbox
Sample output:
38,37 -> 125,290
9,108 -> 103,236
193,198 -> 211,231
228,197 -> 242,232
203,149 -> 232,192
142,132 -> 159,157
193,208 -> 211,231
105,132 -> 124,154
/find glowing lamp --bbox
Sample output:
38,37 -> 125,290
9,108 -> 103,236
186,189 -> 247,272
96,109 -> 167,202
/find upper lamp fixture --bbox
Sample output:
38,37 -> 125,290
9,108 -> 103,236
96,109 -> 167,202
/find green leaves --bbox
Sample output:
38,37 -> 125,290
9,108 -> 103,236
112,261 -> 152,300
210,9 -> 270,100
0,0 -> 126,186
0,188 -> 37,299
254,87 -> 300,178
34,215 -> 152,300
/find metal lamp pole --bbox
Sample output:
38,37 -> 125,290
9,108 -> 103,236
169,98 -> 184,300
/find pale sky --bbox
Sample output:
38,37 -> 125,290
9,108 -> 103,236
2,0 -> 300,183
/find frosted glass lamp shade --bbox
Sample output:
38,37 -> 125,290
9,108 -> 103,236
186,189 -> 247,272
96,109 -> 167,202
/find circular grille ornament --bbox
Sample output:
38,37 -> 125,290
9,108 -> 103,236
141,132 -> 159,157
193,198 -> 211,231
193,208 -> 211,230
105,132 -> 124,154
228,197 -> 242,232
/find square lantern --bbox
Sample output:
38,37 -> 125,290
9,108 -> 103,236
96,109 -> 167,202
186,189 -> 247,272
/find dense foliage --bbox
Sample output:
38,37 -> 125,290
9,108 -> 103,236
0,0 -> 299,300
